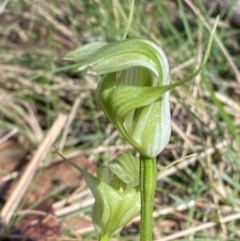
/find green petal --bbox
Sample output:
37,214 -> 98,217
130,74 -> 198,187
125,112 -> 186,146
96,73 -> 171,157
107,152 -> 139,186
91,52 -> 159,79
133,98 -> 171,157
66,39 -> 169,84
64,42 -> 108,62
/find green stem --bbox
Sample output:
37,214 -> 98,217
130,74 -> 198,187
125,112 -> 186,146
140,156 -> 157,241
99,235 -> 109,241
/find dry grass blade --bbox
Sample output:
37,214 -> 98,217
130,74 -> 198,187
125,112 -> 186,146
0,0 -> 9,15
171,120 -> 196,151
58,92 -> 87,151
55,198 -> 94,217
184,0 -> 240,84
131,200 -> 196,223
52,188 -> 90,210
75,225 -> 95,235
37,5 -> 74,39
0,128 -> 18,144
0,114 -> 67,224
158,212 -> 240,241
159,140 -> 227,178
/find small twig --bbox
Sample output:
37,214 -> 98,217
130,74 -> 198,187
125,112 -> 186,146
75,225 -> 95,235
52,188 -> 90,210
0,128 -> 18,144
0,0 -> 9,15
58,92 -> 86,151
55,197 -> 94,217
0,114 -> 67,224
0,171 -> 18,184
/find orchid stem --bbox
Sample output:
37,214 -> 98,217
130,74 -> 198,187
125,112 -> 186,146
140,156 -> 157,241
99,235 -> 109,241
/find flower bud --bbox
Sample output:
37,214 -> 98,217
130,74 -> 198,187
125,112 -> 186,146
93,152 -> 140,238
61,152 -> 140,240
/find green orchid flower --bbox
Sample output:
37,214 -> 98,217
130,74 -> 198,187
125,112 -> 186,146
65,39 -> 171,158
59,152 -> 140,241
65,34 -> 217,158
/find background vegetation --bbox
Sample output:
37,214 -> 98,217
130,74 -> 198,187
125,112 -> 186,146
0,0 -> 240,240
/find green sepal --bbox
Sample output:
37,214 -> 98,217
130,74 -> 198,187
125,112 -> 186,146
104,152 -> 139,187
64,38 -> 169,84
64,42 -> 108,62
